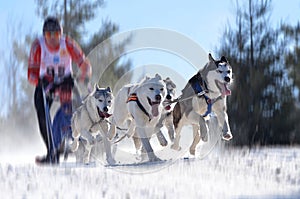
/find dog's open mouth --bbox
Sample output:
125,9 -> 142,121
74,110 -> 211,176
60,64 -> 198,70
147,97 -> 161,117
216,81 -> 231,96
97,107 -> 111,118
163,100 -> 172,111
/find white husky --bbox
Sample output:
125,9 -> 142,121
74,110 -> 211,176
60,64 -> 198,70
133,77 -> 177,151
112,74 -> 166,161
171,53 -> 233,155
70,85 -> 116,165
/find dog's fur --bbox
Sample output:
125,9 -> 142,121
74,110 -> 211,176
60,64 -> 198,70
112,74 -> 166,161
70,85 -> 116,165
133,77 -> 177,152
171,54 -> 233,155
131,77 -> 177,160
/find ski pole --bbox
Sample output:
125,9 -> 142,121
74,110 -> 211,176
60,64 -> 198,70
42,84 -> 56,164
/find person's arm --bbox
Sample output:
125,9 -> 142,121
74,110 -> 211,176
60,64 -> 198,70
28,38 -> 41,86
65,36 -> 92,82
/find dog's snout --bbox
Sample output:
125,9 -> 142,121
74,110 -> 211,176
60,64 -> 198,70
155,95 -> 161,101
103,107 -> 108,112
166,94 -> 172,100
224,76 -> 230,83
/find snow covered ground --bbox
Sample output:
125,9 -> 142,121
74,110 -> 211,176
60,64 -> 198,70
0,116 -> 299,199
1,142 -> 300,199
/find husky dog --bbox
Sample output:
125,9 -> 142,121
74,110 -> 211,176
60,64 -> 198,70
156,77 -> 177,145
70,85 -> 116,165
112,74 -> 166,161
171,53 -> 233,155
145,77 -> 177,145
132,77 -> 177,157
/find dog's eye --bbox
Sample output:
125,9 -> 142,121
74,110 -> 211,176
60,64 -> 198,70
107,100 -> 111,103
227,70 -> 231,74
149,88 -> 154,90
99,99 -> 103,102
160,88 -> 164,91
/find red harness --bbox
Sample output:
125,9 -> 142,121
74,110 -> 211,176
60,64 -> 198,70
127,93 -> 151,121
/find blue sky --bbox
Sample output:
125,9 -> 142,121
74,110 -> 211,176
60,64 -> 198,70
1,0 -> 299,52
0,0 -> 299,59
0,0 -> 299,101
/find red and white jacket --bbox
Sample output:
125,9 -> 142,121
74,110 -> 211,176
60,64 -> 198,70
28,35 -> 87,86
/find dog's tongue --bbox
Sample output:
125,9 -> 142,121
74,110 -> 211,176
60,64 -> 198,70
163,101 -> 171,111
222,83 -> 231,96
151,104 -> 160,117
165,105 -> 171,110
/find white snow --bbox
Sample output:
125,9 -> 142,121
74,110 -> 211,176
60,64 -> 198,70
1,117 -> 299,198
1,144 -> 300,199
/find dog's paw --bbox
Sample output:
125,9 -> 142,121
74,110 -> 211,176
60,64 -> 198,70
84,157 -> 90,165
189,148 -> 196,156
171,144 -> 181,151
107,157 -> 116,165
148,154 -> 162,162
222,132 -> 233,141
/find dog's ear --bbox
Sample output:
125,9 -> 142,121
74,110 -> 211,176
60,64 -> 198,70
171,81 -> 176,88
93,83 -> 97,91
106,87 -> 111,92
155,73 -> 162,80
96,84 -> 101,91
208,53 -> 215,62
221,56 -> 228,63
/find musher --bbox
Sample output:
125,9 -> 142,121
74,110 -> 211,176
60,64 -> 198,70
27,16 -> 92,164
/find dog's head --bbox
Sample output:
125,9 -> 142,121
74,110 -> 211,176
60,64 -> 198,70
206,53 -> 233,96
92,84 -> 113,118
163,77 -> 176,111
137,74 -> 166,117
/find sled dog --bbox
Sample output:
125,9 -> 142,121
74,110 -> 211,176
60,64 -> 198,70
133,77 -> 177,151
70,85 -> 116,165
171,53 -> 233,155
112,74 -> 166,161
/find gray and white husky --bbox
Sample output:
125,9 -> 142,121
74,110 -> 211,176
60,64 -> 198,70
157,77 -> 177,145
171,53 -> 233,155
70,85 -> 116,165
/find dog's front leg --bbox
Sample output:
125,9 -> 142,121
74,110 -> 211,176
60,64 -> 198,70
99,126 -> 116,165
155,113 -> 169,146
108,122 -> 116,141
103,136 -> 116,165
214,100 -> 232,141
221,111 -> 232,140
137,126 -> 161,162
165,113 -> 175,141
189,124 -> 201,155
171,121 -> 183,151
81,130 -> 95,145
83,141 -> 93,164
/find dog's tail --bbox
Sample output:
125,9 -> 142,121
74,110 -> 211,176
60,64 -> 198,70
173,102 -> 182,129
